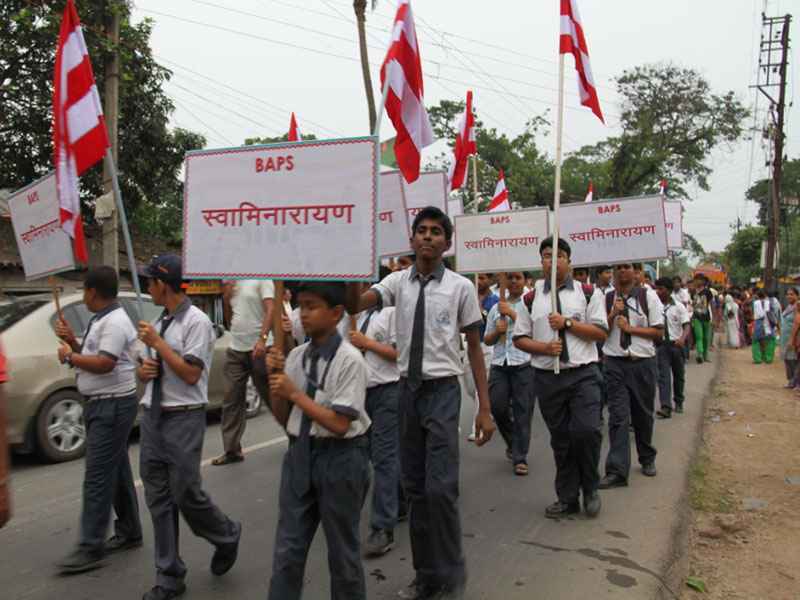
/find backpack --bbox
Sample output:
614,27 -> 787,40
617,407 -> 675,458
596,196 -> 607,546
604,287 -> 650,325
766,301 -> 779,328
523,281 -> 595,311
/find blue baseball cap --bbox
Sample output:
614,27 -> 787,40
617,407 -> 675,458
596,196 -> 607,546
137,253 -> 184,285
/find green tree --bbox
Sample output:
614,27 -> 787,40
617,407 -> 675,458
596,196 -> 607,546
725,226 -> 765,285
572,62 -> 749,201
745,157 -> 800,226
1,0 -> 205,244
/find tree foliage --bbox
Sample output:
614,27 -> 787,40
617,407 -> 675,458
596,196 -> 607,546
1,0 -> 205,244
745,157 -> 800,226
725,226 -> 765,285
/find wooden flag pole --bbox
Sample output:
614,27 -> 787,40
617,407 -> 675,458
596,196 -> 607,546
50,276 -> 62,322
373,62 -> 395,137
499,273 -> 507,343
272,280 -> 284,355
471,153 -> 480,287
389,257 -> 396,270
551,53 -> 567,375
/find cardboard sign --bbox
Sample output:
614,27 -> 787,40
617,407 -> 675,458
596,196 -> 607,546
663,200 -> 684,250
183,137 -> 379,280
6,172 -> 75,280
556,195 -> 668,267
378,170 -> 411,258
454,208 -> 550,274
404,170 -> 448,234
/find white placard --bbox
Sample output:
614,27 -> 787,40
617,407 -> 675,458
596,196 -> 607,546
663,200 -> 683,250
7,172 -> 75,280
556,195 -> 669,267
454,208 -> 550,274
183,137 -> 378,280
444,195 -> 464,258
378,170 -> 411,258
404,170 -> 448,234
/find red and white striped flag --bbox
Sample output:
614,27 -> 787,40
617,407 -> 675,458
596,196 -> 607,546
446,90 -> 476,192
53,0 -> 110,263
380,0 -> 434,184
583,182 -> 593,203
659,179 -> 666,196
488,170 -> 510,212
559,0 -> 604,123
288,112 -> 302,142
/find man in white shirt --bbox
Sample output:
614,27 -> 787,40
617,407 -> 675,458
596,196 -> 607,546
654,277 -> 691,418
213,279 -> 274,465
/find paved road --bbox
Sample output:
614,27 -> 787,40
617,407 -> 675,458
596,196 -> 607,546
1,355 -> 717,599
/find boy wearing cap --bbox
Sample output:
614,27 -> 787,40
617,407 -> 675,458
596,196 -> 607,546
137,254 -> 241,600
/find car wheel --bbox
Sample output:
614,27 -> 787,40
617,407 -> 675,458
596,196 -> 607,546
35,390 -> 86,462
245,378 -> 262,419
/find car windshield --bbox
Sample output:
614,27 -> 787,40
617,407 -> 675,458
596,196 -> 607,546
0,299 -> 48,332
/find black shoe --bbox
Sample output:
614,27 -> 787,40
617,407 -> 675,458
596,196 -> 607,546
673,404 -> 684,414
56,550 -> 106,574
583,489 -> 601,517
364,529 -> 395,554
396,509 -> 408,523
642,462 -> 657,477
696,356 -> 703,364
396,579 -> 438,600
544,501 -> 580,519
142,585 -> 186,600
656,408 -> 672,419
598,473 -> 628,489
211,522 -> 241,576
102,534 -> 143,554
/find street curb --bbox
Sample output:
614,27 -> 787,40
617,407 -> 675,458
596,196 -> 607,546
655,350 -> 723,600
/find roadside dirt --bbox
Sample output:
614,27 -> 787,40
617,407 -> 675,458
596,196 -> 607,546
681,343 -> 800,599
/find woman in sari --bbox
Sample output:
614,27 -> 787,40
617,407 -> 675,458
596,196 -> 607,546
725,292 -> 741,348
780,287 -> 800,388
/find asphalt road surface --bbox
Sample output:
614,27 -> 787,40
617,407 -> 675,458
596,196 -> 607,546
1,356 -> 716,599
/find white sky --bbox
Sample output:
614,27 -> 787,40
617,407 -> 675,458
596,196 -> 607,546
129,0 -> 799,254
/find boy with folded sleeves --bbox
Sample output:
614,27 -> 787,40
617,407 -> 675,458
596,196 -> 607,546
266,281 -> 371,600
348,206 -> 495,600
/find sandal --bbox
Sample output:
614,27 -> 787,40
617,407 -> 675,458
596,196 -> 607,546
505,447 -> 513,460
211,452 -> 244,466
514,463 -> 529,476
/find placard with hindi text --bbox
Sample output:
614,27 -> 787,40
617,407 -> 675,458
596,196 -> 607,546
378,170 -> 411,258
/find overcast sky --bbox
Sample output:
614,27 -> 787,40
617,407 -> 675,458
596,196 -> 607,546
128,0 -> 798,254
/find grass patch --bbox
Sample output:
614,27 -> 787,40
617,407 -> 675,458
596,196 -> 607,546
690,454 -> 735,513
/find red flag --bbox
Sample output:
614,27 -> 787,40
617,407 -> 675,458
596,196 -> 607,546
380,0 -> 434,184
488,170 -> 510,212
446,90 -> 476,192
583,183 -> 593,203
659,179 -> 666,196
288,112 -> 302,142
53,0 -> 110,263
559,0 -> 604,123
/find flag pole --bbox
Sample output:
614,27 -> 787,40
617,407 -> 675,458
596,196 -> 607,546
273,281 -> 284,354
471,153 -> 480,287
373,62 -> 394,137
551,53 -> 566,375
50,275 -> 63,321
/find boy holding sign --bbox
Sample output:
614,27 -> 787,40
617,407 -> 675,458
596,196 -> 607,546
348,206 -> 494,599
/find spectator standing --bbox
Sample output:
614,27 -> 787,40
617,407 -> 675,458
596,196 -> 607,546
780,288 -> 799,387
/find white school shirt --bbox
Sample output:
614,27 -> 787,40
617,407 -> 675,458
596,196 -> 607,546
362,307 -> 399,388
485,297 -> 531,367
284,335 -> 371,438
602,287 -> 665,359
662,299 -> 690,342
513,278 -> 608,370
372,262 -> 483,379
139,299 -> 215,408
229,279 -> 274,351
77,302 -> 137,396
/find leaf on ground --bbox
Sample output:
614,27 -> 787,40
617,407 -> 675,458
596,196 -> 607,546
685,578 -> 708,595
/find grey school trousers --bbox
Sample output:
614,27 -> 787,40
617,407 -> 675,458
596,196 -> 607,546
220,348 -> 270,453
78,392 -> 141,553
603,357 -> 658,478
140,408 -> 240,590
366,382 -> 400,533
657,342 -> 686,410
398,375 -> 466,589
268,445 -> 370,600
488,363 -> 535,466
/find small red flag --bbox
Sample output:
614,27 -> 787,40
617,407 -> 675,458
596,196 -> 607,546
583,183 -> 594,203
560,0 -> 604,123
288,112 -> 302,142
446,90 -> 476,192
488,170 -> 510,212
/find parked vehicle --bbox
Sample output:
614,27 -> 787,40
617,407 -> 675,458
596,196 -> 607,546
1,292 -> 263,463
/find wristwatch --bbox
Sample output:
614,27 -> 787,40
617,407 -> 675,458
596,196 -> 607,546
261,334 -> 269,341
65,352 -> 74,368
564,318 -> 573,330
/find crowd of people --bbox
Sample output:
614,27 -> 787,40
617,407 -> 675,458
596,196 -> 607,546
50,205 -> 793,600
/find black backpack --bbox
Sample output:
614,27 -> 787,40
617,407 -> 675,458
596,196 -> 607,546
523,282 -> 595,311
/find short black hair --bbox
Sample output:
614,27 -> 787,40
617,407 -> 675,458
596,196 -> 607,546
594,265 -> 612,276
573,267 -> 589,274
296,281 -> 347,309
411,206 -> 453,241
479,272 -> 494,279
694,274 -> 708,283
539,236 -> 571,258
84,266 -> 118,300
757,289 -> 767,299
672,275 -> 682,282
378,265 -> 392,282
655,276 -> 674,291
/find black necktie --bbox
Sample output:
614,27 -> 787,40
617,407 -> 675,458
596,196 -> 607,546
555,288 -> 570,364
407,276 -> 431,391
292,349 -> 319,496
620,297 -> 632,350
150,317 -> 173,423
663,306 -> 671,342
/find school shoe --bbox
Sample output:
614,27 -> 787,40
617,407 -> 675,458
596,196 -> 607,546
656,407 -> 672,419
397,578 -> 466,600
142,584 -> 186,600
102,534 -> 143,554
544,501 -> 580,518
364,529 -> 395,554
673,404 -> 684,414
703,356 -> 711,363
56,550 -> 106,574
211,521 -> 241,576
598,474 -> 628,489
642,462 -> 657,477
696,356 -> 703,364
583,489 -> 601,517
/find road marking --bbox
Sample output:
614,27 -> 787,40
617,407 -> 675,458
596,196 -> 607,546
133,434 -> 288,488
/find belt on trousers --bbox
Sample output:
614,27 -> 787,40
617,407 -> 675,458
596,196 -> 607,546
287,433 -> 370,450
608,355 -> 649,362
399,375 -> 458,391
151,405 -> 204,413
534,362 -> 593,374
83,390 -> 136,403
